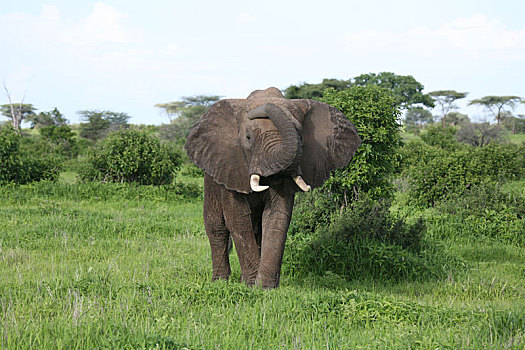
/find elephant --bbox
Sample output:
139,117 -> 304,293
184,87 -> 361,289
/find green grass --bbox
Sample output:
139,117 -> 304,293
1,182 -> 524,349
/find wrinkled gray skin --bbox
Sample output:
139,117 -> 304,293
185,87 -> 361,289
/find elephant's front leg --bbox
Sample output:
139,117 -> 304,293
256,190 -> 295,289
224,192 -> 262,286
203,178 -> 232,281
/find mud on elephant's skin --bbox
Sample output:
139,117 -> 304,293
185,87 -> 361,289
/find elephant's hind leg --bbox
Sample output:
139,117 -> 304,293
204,175 -> 231,281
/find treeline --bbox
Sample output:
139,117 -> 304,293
1,71 -> 524,189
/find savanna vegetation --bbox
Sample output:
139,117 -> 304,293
1,73 -> 524,349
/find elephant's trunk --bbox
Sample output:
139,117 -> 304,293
247,103 -> 301,180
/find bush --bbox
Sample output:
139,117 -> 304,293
430,182 -> 525,245
0,126 -> 61,184
420,125 -> 460,150
284,197 -> 458,282
39,125 -> 78,157
319,85 -> 403,202
78,129 -> 182,185
401,140 -> 525,206
0,126 -> 20,183
289,189 -> 340,237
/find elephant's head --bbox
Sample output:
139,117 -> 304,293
184,87 -> 361,194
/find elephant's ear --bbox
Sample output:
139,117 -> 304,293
184,100 -> 251,194
296,100 -> 361,189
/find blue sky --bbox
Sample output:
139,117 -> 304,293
1,0 -> 524,125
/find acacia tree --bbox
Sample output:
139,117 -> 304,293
1,84 -> 37,134
156,95 -> 220,144
468,95 -> 522,126
428,90 -> 468,128
78,110 -> 131,141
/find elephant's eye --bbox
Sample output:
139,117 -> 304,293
246,134 -> 251,140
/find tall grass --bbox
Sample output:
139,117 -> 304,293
1,182 -> 524,348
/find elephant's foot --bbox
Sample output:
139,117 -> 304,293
240,270 -> 258,287
255,273 -> 280,290
211,265 -> 231,282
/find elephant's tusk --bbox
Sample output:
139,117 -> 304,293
250,174 -> 269,192
293,176 -> 311,192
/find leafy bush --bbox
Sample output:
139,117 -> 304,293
430,182 -> 525,245
78,129 -> 182,185
0,126 -> 19,183
319,85 -> 403,202
420,125 -> 460,150
178,161 -> 204,178
289,189 -> 340,237
0,126 -> 61,184
401,140 -> 525,206
284,197 -> 458,282
39,125 -> 78,157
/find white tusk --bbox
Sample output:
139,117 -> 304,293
250,174 -> 269,192
293,176 -> 311,192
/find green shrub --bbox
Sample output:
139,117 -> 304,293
39,125 -> 78,157
0,126 -> 20,183
0,126 -> 61,184
402,140 -> 525,206
319,85 -> 403,202
78,129 -> 182,185
289,189 -> 340,237
420,125 -> 460,150
178,161 -> 204,178
284,197 -> 458,282
430,182 -> 525,245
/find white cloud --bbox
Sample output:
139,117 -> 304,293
235,12 -> 256,24
40,5 -> 60,21
341,14 -> 525,61
0,2 -> 143,49
60,2 -> 143,47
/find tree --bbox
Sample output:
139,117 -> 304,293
353,72 -> 435,109
154,101 -> 186,123
446,111 -> 469,126
1,83 -> 37,134
405,107 -> 433,129
468,95 -> 522,126
156,95 -> 220,144
428,90 -> 468,128
455,121 -> 501,147
26,108 -> 68,128
283,79 -> 351,99
284,72 -> 434,110
78,110 -> 131,141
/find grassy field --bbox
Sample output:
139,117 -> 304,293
1,181 -> 524,349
